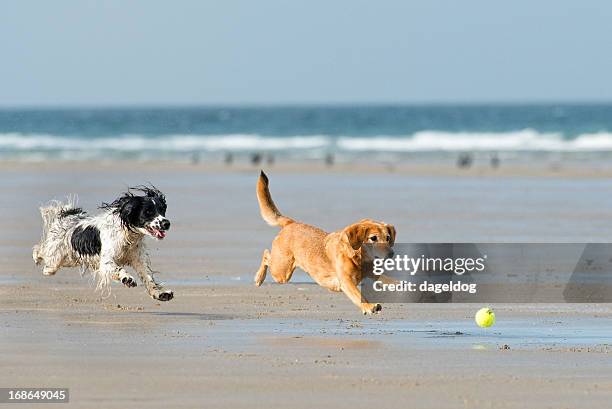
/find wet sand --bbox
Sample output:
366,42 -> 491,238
2,162 -> 612,408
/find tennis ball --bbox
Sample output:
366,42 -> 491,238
475,307 -> 495,328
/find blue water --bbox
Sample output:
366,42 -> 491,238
1,104 -> 612,160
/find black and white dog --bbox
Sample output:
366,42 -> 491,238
33,186 -> 174,301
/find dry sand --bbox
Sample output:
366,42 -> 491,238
2,161 -> 612,408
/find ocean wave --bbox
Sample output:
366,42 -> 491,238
337,130 -> 612,152
0,133 -> 330,152
3,130 -> 612,155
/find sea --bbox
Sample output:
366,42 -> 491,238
1,104 -> 612,162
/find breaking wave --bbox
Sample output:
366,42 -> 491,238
3,129 -> 612,159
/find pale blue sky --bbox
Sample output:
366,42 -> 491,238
1,0 -> 611,106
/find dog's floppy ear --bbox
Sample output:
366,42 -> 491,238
116,196 -> 142,229
343,222 -> 369,251
386,224 -> 396,245
325,231 -> 358,260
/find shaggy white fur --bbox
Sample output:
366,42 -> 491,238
33,192 -> 173,301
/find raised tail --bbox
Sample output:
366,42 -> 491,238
38,198 -> 84,242
34,198 -> 84,267
256,171 -> 294,228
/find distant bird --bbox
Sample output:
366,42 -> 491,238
251,153 -> 262,166
190,152 -> 200,165
490,153 -> 500,169
325,153 -> 334,167
457,153 -> 473,169
224,152 -> 233,166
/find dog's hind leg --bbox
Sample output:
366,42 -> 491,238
39,252 -> 65,276
269,248 -> 296,284
254,249 -> 270,286
42,265 -> 61,276
254,247 -> 296,285
32,245 -> 43,265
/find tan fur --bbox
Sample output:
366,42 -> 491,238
254,171 -> 396,315
256,171 -> 294,227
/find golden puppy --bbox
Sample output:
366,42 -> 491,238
254,171 -> 396,315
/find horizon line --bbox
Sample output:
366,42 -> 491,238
2,99 -> 612,110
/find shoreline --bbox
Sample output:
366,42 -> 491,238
2,158 -> 612,178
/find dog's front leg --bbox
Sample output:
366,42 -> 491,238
130,245 -> 174,302
99,255 -> 137,288
336,262 -> 382,315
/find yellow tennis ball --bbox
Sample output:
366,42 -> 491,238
475,307 -> 495,328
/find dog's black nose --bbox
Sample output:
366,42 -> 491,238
161,219 -> 171,230
387,249 -> 395,258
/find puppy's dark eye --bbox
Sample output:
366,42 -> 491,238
386,235 -> 391,242
370,235 -> 378,242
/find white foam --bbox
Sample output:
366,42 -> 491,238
337,130 -> 612,152
0,133 -> 330,152
3,130 -> 612,156
152,134 -> 329,151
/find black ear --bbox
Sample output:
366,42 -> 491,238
117,196 -> 142,229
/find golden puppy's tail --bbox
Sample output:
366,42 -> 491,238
257,171 -> 294,228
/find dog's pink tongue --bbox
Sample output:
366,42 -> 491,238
157,230 -> 166,239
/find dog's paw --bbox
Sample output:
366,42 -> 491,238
362,303 -> 382,315
32,246 -> 41,265
112,270 -> 137,288
121,276 -> 137,288
42,266 -> 58,276
153,290 -> 174,302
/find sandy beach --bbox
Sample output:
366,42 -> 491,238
5,0 -> 612,406
2,161 -> 612,408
